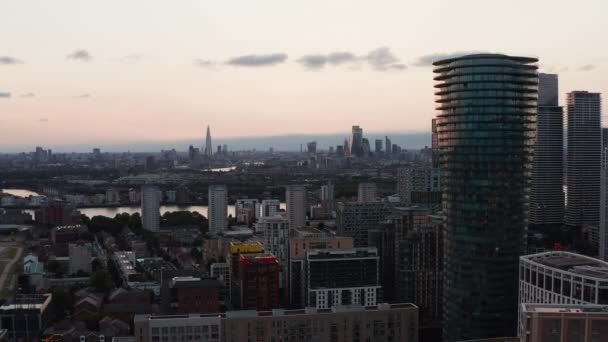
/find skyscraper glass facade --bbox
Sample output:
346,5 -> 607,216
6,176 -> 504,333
433,54 -> 538,341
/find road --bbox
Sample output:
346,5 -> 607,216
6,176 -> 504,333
0,244 -> 23,295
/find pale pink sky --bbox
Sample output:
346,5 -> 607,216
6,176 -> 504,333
1,0 -> 607,150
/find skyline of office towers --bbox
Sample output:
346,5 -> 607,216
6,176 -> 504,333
208,185 -> 228,235
385,136 -> 392,154
529,74 -> 565,226
351,125 -> 363,157
565,91 -> 602,227
286,185 -> 306,229
204,125 -> 213,158
141,185 -> 160,232
357,182 -> 378,203
434,54 -> 538,341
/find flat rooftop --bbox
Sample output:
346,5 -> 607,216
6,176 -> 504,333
522,303 -> 608,314
522,251 -> 608,279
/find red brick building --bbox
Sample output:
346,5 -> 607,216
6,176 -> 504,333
170,277 -> 221,314
236,253 -> 280,310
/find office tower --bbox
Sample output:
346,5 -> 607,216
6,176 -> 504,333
204,125 -> 213,158
385,136 -> 392,155
141,185 -> 160,232
208,185 -> 228,235
518,303 -> 608,342
260,199 -> 281,218
135,303 -> 419,342
216,145 -> 221,154
305,248 -> 381,309
375,139 -> 383,153
320,182 -> 335,215
235,253 -> 280,310
307,141 -> 317,154
601,128 -> 608,260
397,166 -> 441,206
519,251 -> 608,306
286,185 -> 306,229
335,145 -> 344,156
357,182 -> 377,203
343,138 -> 351,156
351,125 -> 363,157
565,91 -> 602,227
361,138 -> 371,157
260,215 -> 290,291
235,198 -> 259,224
336,201 -> 393,247
222,144 -> 228,154
529,74 -> 565,226
288,227 -> 354,307
434,54 -> 538,341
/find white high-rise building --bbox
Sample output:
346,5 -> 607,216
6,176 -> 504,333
260,199 -> 281,218
286,185 -> 306,229
208,185 -> 228,235
141,185 -> 160,232
235,198 -> 260,224
357,182 -> 377,203
260,215 -> 290,288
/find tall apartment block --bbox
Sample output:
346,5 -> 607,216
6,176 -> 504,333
235,253 -> 280,310
434,54 -> 538,341
336,201 -> 393,247
234,198 -> 259,225
260,199 -> 281,218
320,183 -> 335,215
602,127 -> 608,260
227,242 -> 265,307
286,185 -> 306,229
141,185 -> 160,232
357,182 -> 378,203
305,248 -> 381,309
261,215 -> 290,291
397,166 -> 441,207
208,185 -> 228,235
529,74 -> 564,226
565,91 -> 602,227
288,227 -> 354,307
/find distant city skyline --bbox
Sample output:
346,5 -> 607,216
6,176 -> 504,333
1,0 -> 607,149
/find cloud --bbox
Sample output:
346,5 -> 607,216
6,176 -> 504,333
0,92 -> 11,98
365,47 -> 406,71
120,54 -> 142,63
74,93 -> 91,98
297,51 -> 358,70
226,53 -> 288,67
194,59 -> 216,68
20,93 -> 35,98
67,50 -> 92,61
0,56 -> 22,65
413,51 -> 486,66
39,118 -> 48,122
578,64 -> 596,71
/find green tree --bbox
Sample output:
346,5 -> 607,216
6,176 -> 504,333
90,270 -> 113,294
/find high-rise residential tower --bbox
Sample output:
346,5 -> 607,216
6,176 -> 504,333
286,185 -> 306,229
351,125 -> 363,157
601,128 -> 608,260
141,185 -> 160,232
565,91 -> 601,227
208,185 -> 227,234
434,54 -> 538,341
204,125 -> 213,158
529,74 -> 564,226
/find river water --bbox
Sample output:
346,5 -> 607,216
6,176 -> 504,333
2,189 -> 285,219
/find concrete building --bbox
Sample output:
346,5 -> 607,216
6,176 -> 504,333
234,199 -> 259,225
259,199 -> 281,218
351,125 -> 363,157
320,183 -> 335,216
141,185 -> 160,232
105,188 -> 120,205
208,185 -> 228,235
260,215 -> 289,290
0,294 -> 52,341
168,277 -> 222,314
518,303 -> 608,342
519,251 -> 608,306
286,185 -> 306,229
305,248 -> 381,309
357,182 -> 377,203
397,166 -> 441,206
565,91 -> 602,227
135,303 -> 418,342
68,242 -> 92,275
529,74 -> 564,226
165,190 -> 177,203
434,54 -> 538,340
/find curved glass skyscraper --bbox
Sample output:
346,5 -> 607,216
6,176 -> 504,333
433,54 -> 538,341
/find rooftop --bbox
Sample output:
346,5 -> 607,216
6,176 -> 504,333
522,251 -> 608,280
522,303 -> 608,314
